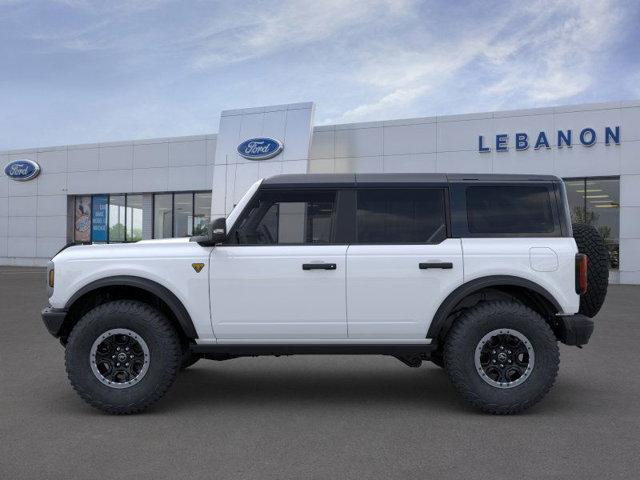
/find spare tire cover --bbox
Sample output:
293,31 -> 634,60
572,223 -> 609,317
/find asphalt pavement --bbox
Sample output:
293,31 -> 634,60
1,266 -> 639,479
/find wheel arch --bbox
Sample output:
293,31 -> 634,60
60,275 -> 198,342
427,275 -> 562,342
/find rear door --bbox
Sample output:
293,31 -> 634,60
210,188 -> 348,340
346,188 -> 463,339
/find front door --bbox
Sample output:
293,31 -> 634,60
346,188 -> 463,339
210,188 -> 347,340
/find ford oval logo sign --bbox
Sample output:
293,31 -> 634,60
237,138 -> 283,160
4,159 -> 41,181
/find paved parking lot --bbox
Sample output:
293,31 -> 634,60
1,267 -> 639,479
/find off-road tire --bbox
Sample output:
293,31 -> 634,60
430,350 -> 444,368
572,222 -> 609,318
65,300 -> 181,414
444,301 -> 559,414
180,350 -> 201,370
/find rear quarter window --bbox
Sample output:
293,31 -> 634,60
466,185 -> 556,235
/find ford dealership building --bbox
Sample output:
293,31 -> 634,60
2,100 -> 639,283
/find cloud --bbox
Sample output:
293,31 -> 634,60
0,0 -> 635,149
334,0 -> 626,122
481,0 -> 622,104
191,0 -> 412,69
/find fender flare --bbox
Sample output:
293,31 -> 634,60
426,275 -> 562,340
65,275 -> 198,339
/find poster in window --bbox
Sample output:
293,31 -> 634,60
91,195 -> 108,242
74,196 -> 91,242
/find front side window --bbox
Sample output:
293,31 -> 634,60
356,189 -> 446,244
466,186 -> 555,235
233,190 -> 336,245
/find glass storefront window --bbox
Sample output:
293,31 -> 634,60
174,193 -> 194,237
91,195 -> 109,242
74,196 -> 92,243
72,191 -> 211,243
153,192 -> 211,239
154,194 -> 173,239
108,195 -> 126,242
564,177 -> 620,269
194,192 -> 212,236
126,194 -> 143,242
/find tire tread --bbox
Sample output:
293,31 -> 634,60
65,300 -> 181,415
444,301 -> 559,415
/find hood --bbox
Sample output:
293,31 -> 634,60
53,237 -> 203,262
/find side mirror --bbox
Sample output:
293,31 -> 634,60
191,217 -> 226,246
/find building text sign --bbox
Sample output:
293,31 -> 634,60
478,126 -> 620,152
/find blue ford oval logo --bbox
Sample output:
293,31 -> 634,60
4,159 -> 41,181
237,137 -> 283,160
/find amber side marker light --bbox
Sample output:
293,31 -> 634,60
575,254 -> 588,295
48,269 -> 55,288
192,263 -> 205,273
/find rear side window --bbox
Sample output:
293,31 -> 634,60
466,186 -> 555,234
356,189 -> 446,243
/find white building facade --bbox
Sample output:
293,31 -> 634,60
2,100 -> 639,283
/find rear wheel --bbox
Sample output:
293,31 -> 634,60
65,300 -> 181,414
444,301 -> 559,414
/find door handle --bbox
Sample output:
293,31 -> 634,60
302,263 -> 337,271
419,262 -> 453,269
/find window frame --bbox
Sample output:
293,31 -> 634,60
353,186 -> 450,245
225,188 -> 343,246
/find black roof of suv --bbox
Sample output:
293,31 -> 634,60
261,173 -> 562,189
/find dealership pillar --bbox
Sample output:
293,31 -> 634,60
210,102 -> 315,218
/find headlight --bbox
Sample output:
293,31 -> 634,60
46,261 -> 54,298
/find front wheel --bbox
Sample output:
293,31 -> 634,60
65,300 -> 182,414
443,301 -> 559,414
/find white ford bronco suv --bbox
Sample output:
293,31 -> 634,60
42,173 -> 608,414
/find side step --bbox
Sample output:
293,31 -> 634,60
191,343 -> 437,357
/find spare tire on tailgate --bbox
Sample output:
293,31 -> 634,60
572,223 -> 609,317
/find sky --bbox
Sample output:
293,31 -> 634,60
1,0 -> 639,150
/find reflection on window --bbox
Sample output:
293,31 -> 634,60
109,195 -> 126,242
126,194 -> 143,242
564,177 -> 619,269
